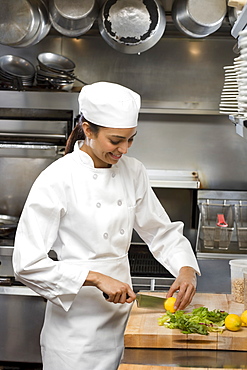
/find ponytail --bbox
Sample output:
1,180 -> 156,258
65,115 -> 101,155
65,115 -> 85,155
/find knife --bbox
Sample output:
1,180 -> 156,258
103,292 -> 167,310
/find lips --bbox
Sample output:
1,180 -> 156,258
110,153 -> 122,160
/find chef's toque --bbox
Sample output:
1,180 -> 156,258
78,81 -> 141,128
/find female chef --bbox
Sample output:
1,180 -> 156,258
13,82 -> 200,370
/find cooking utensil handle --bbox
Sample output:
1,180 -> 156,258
217,213 -> 228,227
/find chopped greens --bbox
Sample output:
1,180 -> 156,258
158,306 -> 228,336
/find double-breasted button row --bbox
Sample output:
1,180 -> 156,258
96,200 -> 122,208
93,173 -> 116,180
103,229 -> 125,239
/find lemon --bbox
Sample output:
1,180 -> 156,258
225,314 -> 242,331
240,310 -> 247,326
164,297 -> 177,313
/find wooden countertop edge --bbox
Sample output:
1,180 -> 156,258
118,365 -> 247,370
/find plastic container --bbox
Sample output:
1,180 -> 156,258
201,203 -> 234,249
229,259 -> 247,303
244,268 -> 247,310
235,204 -> 247,250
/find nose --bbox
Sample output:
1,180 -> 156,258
118,141 -> 128,154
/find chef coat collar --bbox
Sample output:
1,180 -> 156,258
74,140 -> 119,170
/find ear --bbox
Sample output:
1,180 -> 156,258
82,122 -> 94,139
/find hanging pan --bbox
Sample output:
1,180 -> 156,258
171,0 -> 227,38
0,215 -> 19,238
49,0 -> 99,37
98,0 -> 166,54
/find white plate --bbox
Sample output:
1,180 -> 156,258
221,97 -> 238,100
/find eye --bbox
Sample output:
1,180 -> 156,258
110,140 -> 120,145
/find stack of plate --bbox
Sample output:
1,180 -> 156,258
219,63 -> 239,115
237,29 -> 247,116
220,29 -> 247,117
0,55 -> 35,89
36,52 -> 76,91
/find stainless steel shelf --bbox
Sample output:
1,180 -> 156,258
147,169 -> 200,189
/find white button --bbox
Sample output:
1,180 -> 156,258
117,200 -> 122,206
103,233 -> 108,239
93,174 -> 98,180
112,173 -> 116,178
96,202 -> 101,208
120,229 -> 125,235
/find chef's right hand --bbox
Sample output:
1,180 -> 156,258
83,270 -> 136,304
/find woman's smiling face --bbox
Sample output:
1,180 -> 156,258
81,123 -> 137,168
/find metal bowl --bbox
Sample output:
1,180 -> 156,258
49,0 -> 99,37
98,0 -> 166,54
172,0 -> 227,38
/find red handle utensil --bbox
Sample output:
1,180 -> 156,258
217,213 -> 228,227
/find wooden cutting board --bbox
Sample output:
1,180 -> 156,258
118,366 -> 239,370
124,292 -> 247,351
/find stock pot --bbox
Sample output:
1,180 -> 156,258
172,0 -> 227,38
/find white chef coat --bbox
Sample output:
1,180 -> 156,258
13,141 -> 200,370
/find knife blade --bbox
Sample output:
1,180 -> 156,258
135,293 -> 167,309
103,292 -> 166,310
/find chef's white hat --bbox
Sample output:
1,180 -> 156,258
78,81 -> 141,128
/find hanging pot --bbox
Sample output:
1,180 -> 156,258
98,0 -> 166,54
172,0 -> 227,39
15,0 -> 51,47
0,0 -> 41,46
49,0 -> 99,37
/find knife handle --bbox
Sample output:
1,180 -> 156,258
103,292 -> 130,299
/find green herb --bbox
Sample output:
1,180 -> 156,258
158,306 -> 228,336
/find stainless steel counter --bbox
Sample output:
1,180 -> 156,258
121,348 -> 247,368
0,286 -> 45,363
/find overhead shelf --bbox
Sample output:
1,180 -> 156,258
147,169 -> 200,189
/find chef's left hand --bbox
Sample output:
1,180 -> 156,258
166,266 -> 197,311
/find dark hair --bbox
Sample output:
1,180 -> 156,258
65,114 -> 101,155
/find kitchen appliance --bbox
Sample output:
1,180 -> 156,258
196,189 -> 247,259
0,106 -> 73,275
129,172 -> 200,292
0,106 -> 73,363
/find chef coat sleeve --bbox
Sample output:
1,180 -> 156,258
133,163 -> 200,278
13,171 -> 89,312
